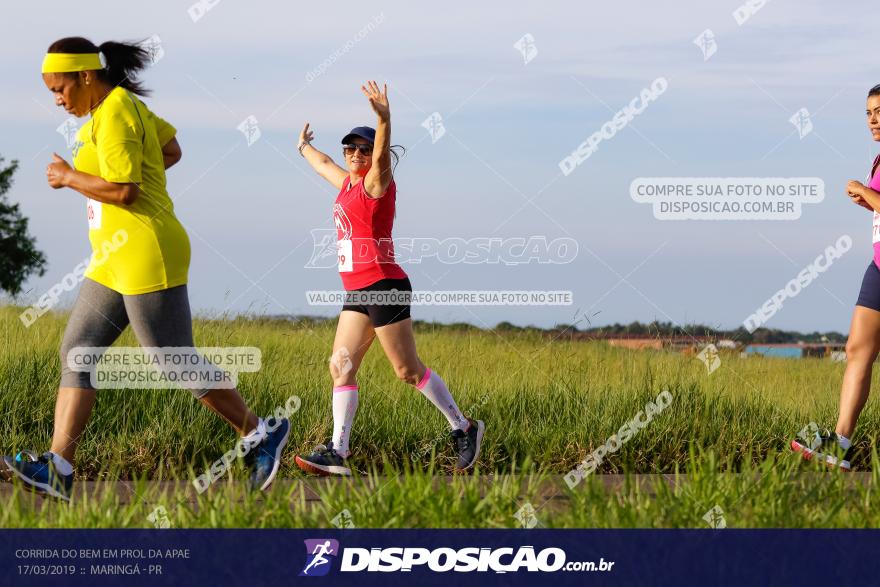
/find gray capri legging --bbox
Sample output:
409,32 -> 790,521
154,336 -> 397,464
59,278 -> 214,398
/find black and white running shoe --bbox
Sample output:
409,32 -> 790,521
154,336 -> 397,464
294,442 -> 351,476
451,419 -> 485,473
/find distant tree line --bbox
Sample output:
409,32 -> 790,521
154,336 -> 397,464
542,320 -> 846,344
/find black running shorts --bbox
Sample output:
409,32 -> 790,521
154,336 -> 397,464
341,277 -> 412,327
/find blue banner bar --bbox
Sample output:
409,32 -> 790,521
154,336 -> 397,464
0,529 -> 872,585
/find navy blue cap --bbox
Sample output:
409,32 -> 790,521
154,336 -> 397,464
341,126 -> 376,144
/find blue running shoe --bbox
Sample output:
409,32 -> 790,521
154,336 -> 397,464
1,450 -> 37,481
3,452 -> 73,502
245,418 -> 290,491
14,450 -> 40,463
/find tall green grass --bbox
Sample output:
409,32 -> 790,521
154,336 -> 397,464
3,305 -> 879,527
2,454 -> 878,528
0,305 -> 867,477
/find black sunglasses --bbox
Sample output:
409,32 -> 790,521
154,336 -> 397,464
342,144 -> 373,156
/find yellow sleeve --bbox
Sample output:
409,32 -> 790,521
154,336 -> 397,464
95,108 -> 144,184
152,112 -> 177,147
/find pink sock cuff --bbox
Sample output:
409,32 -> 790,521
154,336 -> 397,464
415,367 -> 432,390
333,385 -> 359,393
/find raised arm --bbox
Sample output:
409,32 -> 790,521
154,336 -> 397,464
298,122 -> 348,190
362,81 -> 392,199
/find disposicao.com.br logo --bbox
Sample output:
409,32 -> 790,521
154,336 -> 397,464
299,539 -> 613,575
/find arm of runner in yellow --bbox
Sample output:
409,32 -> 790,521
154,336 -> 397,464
46,152 -> 139,205
162,137 -> 182,170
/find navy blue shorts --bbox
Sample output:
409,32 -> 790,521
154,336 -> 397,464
856,262 -> 880,312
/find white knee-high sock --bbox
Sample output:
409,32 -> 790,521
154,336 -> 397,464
415,368 -> 467,430
332,385 -> 359,457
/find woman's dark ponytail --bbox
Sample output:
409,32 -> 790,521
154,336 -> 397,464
46,37 -> 151,96
97,41 -> 151,96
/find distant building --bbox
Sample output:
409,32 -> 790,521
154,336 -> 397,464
595,335 -> 718,353
606,338 -> 663,350
743,343 -> 845,359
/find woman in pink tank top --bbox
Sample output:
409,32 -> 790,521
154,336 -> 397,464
791,84 -> 880,470
293,81 -> 485,477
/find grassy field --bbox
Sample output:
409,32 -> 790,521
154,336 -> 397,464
1,304 -> 878,528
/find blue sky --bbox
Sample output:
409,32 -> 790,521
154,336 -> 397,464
1,0 -> 878,333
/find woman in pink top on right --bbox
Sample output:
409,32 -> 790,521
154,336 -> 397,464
791,84 -> 880,470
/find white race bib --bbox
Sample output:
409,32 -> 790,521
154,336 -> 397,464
338,239 -> 353,272
87,199 -> 102,230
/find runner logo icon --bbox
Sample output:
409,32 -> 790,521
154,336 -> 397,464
300,539 -> 339,577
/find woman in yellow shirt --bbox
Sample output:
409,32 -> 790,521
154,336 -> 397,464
2,37 -> 289,501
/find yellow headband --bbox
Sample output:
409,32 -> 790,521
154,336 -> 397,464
41,52 -> 103,73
